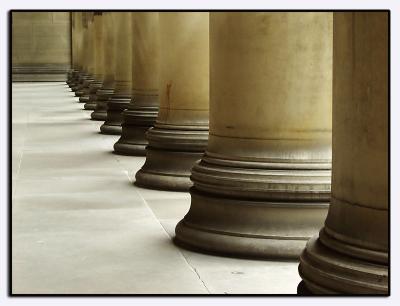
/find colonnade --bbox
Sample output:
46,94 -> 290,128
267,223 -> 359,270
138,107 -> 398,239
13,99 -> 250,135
67,11 -> 388,295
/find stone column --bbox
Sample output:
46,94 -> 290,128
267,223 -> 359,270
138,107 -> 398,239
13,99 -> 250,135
67,12 -> 81,87
72,12 -> 91,94
298,12 -> 388,295
175,12 -> 333,258
135,12 -> 209,191
91,12 -> 116,121
78,13 -> 96,105
114,12 -> 160,155
100,12 -> 132,135
84,12 -> 104,111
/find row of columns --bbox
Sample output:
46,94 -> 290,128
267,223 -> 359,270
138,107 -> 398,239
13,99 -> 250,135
66,12 -> 388,294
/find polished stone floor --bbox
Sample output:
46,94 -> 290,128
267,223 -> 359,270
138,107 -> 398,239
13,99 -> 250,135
11,82 -> 300,294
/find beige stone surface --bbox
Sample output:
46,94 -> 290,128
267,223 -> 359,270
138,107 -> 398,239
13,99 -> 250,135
112,12 -> 132,94
71,12 -> 84,71
86,13 -> 96,76
80,13 -> 89,74
332,12 -> 388,210
131,12 -> 159,97
102,12 -> 116,87
12,12 -> 71,66
157,12 -> 209,126
93,13 -> 104,80
325,12 -> 388,248
208,12 -> 332,160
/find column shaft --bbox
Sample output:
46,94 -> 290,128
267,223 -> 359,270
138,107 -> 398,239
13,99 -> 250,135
84,12 -> 104,110
79,12 -> 96,105
67,12 -> 80,86
75,12 -> 95,99
72,12 -> 91,94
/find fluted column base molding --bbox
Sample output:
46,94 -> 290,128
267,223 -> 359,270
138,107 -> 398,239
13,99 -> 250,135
66,70 -> 73,85
91,87 -> 114,121
298,229 -> 388,295
79,95 -> 90,103
67,69 -> 79,87
175,153 -> 330,258
75,75 -> 95,98
135,124 -> 208,191
71,72 -> 89,92
83,81 -> 103,110
100,94 -> 130,135
78,78 -> 97,105
114,100 -> 159,156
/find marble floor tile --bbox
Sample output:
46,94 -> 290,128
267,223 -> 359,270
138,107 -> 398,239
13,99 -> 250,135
11,82 -> 299,294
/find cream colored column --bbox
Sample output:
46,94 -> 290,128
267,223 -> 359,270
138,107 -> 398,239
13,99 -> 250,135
78,12 -> 96,104
114,12 -> 160,155
84,12 -> 104,111
135,12 -> 209,191
68,12 -> 83,88
73,12 -> 90,95
298,12 -> 388,295
100,12 -> 132,135
176,12 -> 333,258
67,12 -> 78,85
91,12 -> 116,121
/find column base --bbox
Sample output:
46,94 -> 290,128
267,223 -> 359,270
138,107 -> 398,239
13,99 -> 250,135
79,95 -> 90,104
298,231 -> 388,295
113,104 -> 158,156
297,281 -> 312,295
68,70 -> 81,89
71,77 -> 86,92
91,111 -> 107,121
83,101 -> 96,110
175,188 -> 328,259
91,88 -> 114,121
99,95 -> 130,135
135,148 -> 204,191
66,69 -> 78,87
71,73 -> 89,92
99,124 -> 122,135
75,76 -> 94,98
134,124 -> 208,191
75,89 -> 85,97
84,81 -> 103,110
175,152 -> 330,259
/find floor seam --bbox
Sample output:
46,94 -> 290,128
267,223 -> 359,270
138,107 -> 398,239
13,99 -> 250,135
12,113 -> 28,199
132,184 -> 211,294
176,247 -> 212,294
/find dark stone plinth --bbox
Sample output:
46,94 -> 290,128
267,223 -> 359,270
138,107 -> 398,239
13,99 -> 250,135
79,95 -> 90,103
297,281 -> 313,295
77,77 -> 96,103
91,87 -> 114,121
66,69 -> 79,87
74,75 -> 95,98
70,71 -> 89,92
298,231 -> 388,295
175,153 -> 330,259
83,81 -> 103,110
135,123 -> 208,191
113,96 -> 159,156
100,94 -> 130,135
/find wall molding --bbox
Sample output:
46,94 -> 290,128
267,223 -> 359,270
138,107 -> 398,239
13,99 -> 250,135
12,64 -> 71,82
